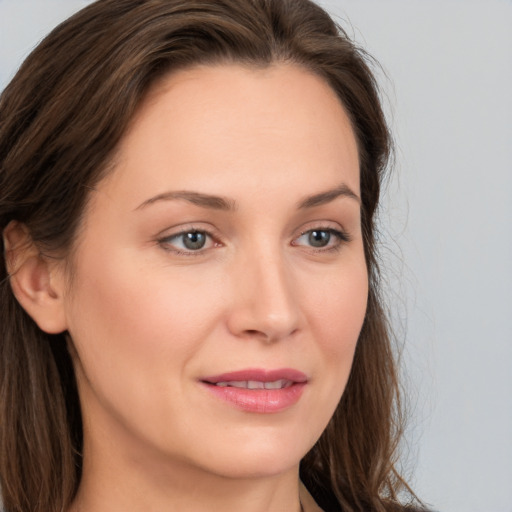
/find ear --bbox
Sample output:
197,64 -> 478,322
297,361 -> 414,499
3,221 -> 68,334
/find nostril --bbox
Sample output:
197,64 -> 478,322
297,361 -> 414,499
241,326 -> 299,344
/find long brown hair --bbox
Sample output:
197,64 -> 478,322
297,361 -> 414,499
0,1 -> 412,511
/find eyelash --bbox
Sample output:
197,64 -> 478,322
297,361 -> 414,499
157,226 -> 351,256
157,228 -> 219,256
292,227 -> 351,253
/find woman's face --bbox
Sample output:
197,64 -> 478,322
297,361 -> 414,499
61,64 -> 367,479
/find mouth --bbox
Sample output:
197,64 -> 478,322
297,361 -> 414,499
211,379 -> 294,390
200,368 -> 308,413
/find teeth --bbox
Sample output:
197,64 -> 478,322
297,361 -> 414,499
264,379 -> 287,390
214,380 -> 291,389
227,381 -> 247,388
247,380 -> 265,389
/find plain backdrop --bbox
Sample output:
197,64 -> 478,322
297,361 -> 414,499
1,1 -> 511,511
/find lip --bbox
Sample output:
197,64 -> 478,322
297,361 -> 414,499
202,368 -> 308,384
200,368 -> 308,414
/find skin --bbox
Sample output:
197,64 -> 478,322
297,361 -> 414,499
12,64 -> 368,512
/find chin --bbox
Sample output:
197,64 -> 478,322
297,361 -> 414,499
201,453 -> 301,480
184,431 -> 314,480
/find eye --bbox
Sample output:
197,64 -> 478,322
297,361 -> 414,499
306,230 -> 332,248
293,228 -> 349,250
180,231 -> 208,250
158,229 -> 215,254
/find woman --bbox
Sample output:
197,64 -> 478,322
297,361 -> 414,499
0,1 -> 425,511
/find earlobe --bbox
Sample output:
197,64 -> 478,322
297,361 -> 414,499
3,221 -> 68,334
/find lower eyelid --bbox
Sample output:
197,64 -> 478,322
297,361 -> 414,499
291,229 -> 351,254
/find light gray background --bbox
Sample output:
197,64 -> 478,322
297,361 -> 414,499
1,1 -> 511,511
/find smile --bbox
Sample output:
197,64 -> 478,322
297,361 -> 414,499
201,368 -> 307,413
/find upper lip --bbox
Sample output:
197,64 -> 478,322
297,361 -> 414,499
201,368 -> 308,384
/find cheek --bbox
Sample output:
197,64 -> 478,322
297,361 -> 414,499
67,248 -> 217,345
307,258 -> 368,350
302,257 -> 368,400
63,249 -> 221,403
63,250 -> 230,452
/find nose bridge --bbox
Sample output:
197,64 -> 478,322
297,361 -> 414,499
228,240 -> 300,341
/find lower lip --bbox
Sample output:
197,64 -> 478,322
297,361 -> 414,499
201,382 -> 306,413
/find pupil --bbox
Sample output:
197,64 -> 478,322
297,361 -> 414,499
309,230 -> 330,247
183,232 -> 206,250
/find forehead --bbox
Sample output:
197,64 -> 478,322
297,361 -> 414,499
97,63 -> 360,208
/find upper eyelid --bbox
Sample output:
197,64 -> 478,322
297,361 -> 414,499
306,225 -> 350,237
156,222 -> 348,237
156,222 -> 219,239
298,226 -> 345,236
293,227 -> 350,245
294,219 -> 348,236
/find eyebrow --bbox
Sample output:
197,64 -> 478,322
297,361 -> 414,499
298,183 -> 360,209
135,190 -> 236,211
135,183 -> 360,212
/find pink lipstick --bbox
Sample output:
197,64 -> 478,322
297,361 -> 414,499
200,368 -> 307,413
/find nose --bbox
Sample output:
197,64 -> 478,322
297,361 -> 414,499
226,248 -> 301,343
